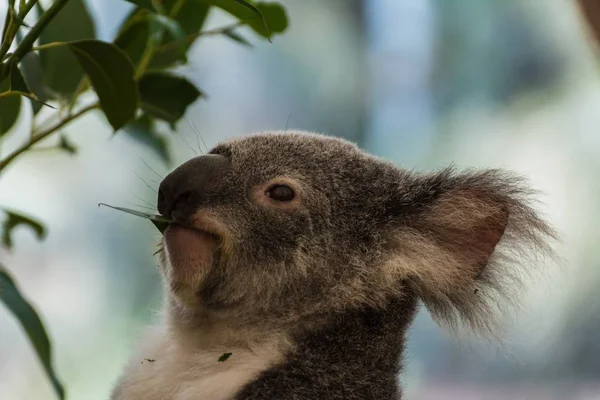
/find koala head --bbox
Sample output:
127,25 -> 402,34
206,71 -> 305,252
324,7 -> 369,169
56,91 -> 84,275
156,131 -> 555,335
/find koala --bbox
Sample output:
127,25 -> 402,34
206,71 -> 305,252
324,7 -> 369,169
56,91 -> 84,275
111,131 -> 555,400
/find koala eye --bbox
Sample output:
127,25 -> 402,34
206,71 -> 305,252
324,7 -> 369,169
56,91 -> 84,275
266,184 -> 295,202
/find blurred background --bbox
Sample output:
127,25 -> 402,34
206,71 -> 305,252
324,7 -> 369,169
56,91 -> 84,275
1,0 -> 599,399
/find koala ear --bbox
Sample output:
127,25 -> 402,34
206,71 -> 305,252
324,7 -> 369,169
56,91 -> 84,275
393,168 -> 556,337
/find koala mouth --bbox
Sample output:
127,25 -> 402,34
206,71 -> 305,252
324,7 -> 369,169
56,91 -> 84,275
163,224 -> 219,270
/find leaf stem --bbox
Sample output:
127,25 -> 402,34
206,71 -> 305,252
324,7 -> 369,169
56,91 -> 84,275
0,90 -> 54,109
0,0 -> 38,63
0,102 -> 98,173
28,41 -> 65,52
67,76 -> 90,113
135,36 -> 156,78
0,0 -> 18,61
1,0 -> 70,82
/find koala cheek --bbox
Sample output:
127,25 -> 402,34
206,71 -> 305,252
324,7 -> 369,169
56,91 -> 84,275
163,225 -> 217,287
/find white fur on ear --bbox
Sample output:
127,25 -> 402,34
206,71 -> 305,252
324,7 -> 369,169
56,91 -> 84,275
391,168 -> 557,338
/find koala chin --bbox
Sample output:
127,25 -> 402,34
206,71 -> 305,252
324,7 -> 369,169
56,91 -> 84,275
111,131 -> 556,400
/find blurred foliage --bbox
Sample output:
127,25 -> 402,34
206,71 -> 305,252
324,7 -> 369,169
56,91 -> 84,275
0,266 -> 64,399
432,0 -> 565,111
0,0 -> 288,398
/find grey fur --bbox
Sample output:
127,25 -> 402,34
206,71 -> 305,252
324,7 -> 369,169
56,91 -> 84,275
114,131 -> 556,400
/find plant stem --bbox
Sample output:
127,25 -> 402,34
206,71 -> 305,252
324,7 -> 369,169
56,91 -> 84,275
135,37 -> 156,79
0,0 -> 38,62
1,0 -> 70,82
29,42 -> 65,52
67,76 -> 90,113
0,1 -> 17,61
0,102 -> 98,173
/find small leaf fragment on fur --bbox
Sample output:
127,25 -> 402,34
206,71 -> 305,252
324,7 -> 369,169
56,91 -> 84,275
218,352 -> 232,362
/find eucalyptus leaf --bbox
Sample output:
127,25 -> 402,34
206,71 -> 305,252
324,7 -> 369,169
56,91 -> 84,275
19,52 -> 48,115
209,0 -> 288,39
114,9 -> 151,68
0,70 -> 21,136
222,29 -> 253,47
148,14 -> 188,64
6,64 -> 55,111
66,40 -> 138,131
10,64 -> 30,93
98,203 -> 172,233
58,135 -> 78,155
138,72 -> 202,123
149,0 -> 210,69
1,210 -> 47,249
122,0 -> 156,11
38,0 -> 96,97
0,266 -> 65,399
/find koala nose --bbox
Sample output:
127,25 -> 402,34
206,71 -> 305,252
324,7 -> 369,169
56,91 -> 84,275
157,154 -> 229,220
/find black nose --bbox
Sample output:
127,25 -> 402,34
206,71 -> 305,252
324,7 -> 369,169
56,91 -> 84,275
157,154 -> 229,220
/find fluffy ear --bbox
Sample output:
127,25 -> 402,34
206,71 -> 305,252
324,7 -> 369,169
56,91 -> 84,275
393,168 -> 557,337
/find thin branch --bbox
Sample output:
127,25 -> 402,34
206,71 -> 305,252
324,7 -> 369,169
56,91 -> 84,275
0,0 -> 38,62
2,0 -> 70,82
0,90 -> 55,109
0,102 -> 99,173
0,0 -> 18,61
28,41 -> 65,52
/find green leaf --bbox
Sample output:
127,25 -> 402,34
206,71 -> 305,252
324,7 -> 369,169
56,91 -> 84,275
4,64 -> 55,112
38,0 -> 96,97
19,52 -> 48,115
138,72 -> 201,123
222,28 -> 253,47
231,0 -> 270,36
149,0 -> 211,68
115,1 -> 211,70
122,0 -> 157,11
249,2 -> 288,36
148,13 -> 188,64
35,1 -> 46,15
114,9 -> 151,68
0,70 -> 21,137
1,210 -> 47,249
66,40 -> 138,131
58,135 -> 77,155
209,0 -> 288,39
98,203 -> 172,233
0,266 -> 65,399
123,114 -> 170,163
218,352 -> 232,362
10,64 -> 29,93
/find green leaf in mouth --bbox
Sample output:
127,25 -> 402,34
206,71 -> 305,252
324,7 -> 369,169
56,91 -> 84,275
98,203 -> 173,233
